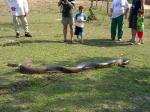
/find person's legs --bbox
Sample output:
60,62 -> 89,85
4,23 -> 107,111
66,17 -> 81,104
63,24 -> 68,41
111,18 -> 117,40
19,16 -> 29,33
19,16 -> 32,37
137,32 -> 144,44
129,13 -> 137,43
131,28 -> 137,43
80,35 -> 83,43
117,15 -> 124,40
13,16 -> 20,37
69,24 -> 73,42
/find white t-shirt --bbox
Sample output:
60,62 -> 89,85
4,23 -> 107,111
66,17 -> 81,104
5,0 -> 29,16
111,0 -> 129,18
74,12 -> 87,28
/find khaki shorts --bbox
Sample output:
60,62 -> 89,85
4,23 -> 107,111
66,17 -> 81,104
61,17 -> 74,25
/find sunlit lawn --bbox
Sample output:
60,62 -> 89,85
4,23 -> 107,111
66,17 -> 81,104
0,3 -> 150,112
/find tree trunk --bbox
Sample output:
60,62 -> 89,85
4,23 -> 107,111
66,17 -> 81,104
107,0 -> 109,14
90,0 -> 94,8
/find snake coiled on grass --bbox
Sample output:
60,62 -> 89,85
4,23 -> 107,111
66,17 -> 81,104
7,58 -> 129,74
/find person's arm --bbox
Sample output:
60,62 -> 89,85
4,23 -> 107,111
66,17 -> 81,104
140,0 -> 145,14
82,14 -> 87,22
58,0 -> 62,7
124,0 -> 129,19
24,0 -> 29,16
65,0 -> 75,9
108,8 -> 113,17
108,2 -> 113,17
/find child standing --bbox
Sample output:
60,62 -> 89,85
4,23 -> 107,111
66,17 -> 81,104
5,0 -> 32,38
74,6 -> 87,43
136,10 -> 144,45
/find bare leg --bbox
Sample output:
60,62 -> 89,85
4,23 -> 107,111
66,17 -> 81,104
131,28 -> 136,43
80,35 -> 83,43
77,35 -> 79,39
63,24 -> 68,42
69,24 -> 73,42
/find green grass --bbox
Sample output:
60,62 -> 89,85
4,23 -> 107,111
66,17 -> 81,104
0,4 -> 150,112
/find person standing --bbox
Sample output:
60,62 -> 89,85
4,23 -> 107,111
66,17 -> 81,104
74,6 -> 87,43
128,0 -> 145,44
58,0 -> 75,43
5,0 -> 32,38
109,0 -> 129,41
136,10 -> 144,45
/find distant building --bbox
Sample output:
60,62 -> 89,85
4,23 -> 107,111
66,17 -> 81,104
145,0 -> 150,5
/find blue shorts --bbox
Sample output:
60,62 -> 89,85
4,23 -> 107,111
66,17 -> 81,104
74,26 -> 83,37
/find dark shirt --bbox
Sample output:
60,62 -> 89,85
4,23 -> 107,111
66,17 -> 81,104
61,0 -> 75,17
131,0 -> 141,15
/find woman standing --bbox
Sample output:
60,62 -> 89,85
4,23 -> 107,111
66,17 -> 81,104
128,0 -> 145,44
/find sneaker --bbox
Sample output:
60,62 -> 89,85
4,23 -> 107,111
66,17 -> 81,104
130,42 -> 136,45
16,33 -> 20,38
137,42 -> 141,45
141,41 -> 144,44
25,32 -> 32,37
128,38 -> 135,43
118,39 -> 122,41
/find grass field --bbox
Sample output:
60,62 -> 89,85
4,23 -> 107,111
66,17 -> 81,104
0,1 -> 150,112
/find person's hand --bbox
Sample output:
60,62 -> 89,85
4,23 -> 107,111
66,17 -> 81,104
24,12 -> 28,17
108,13 -> 112,17
11,7 -> 16,11
77,19 -> 82,23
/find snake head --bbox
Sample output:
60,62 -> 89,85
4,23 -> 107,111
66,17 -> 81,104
122,58 -> 129,65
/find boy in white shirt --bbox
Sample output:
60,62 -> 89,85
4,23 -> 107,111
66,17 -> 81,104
5,0 -> 32,38
74,6 -> 87,43
109,0 -> 129,41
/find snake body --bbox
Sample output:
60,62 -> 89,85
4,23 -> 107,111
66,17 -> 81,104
8,58 -> 129,74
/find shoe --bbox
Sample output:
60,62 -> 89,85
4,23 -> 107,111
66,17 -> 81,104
141,41 -> 144,44
16,33 -> 20,38
128,39 -> 135,43
130,42 -> 136,45
25,32 -> 32,37
137,42 -> 141,45
118,39 -> 122,41
128,39 -> 132,42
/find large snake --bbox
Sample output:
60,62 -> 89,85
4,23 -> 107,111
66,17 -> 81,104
7,58 -> 129,74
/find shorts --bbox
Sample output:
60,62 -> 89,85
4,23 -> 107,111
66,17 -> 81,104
74,26 -> 83,36
137,32 -> 144,39
129,10 -> 137,30
61,16 -> 73,25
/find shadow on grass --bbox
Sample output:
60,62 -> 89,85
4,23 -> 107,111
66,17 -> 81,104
0,36 -> 15,39
82,39 -> 131,47
0,39 -> 63,47
145,15 -> 150,19
1,57 -> 150,111
1,38 -> 132,47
